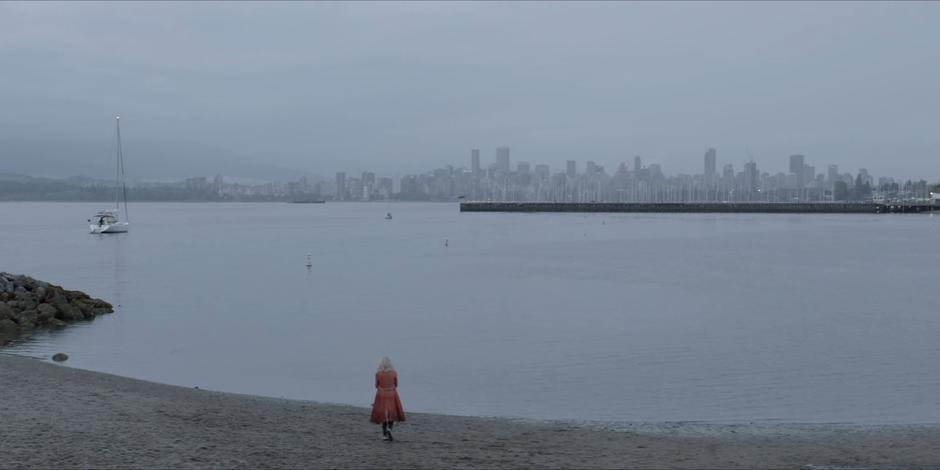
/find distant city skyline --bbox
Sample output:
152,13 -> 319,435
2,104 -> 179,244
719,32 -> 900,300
320,146 -> 933,203
4,143 -> 936,203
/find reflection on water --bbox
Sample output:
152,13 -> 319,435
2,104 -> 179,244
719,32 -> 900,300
1,202 -> 939,424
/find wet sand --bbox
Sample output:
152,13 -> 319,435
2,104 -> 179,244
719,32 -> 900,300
1,354 -> 938,469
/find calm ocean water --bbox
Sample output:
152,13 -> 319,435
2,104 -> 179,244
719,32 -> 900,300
2,202 -> 939,424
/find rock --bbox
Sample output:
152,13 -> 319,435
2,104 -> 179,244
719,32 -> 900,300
12,299 -> 36,311
54,304 -> 84,322
47,290 -> 68,306
14,290 -> 33,302
74,301 -> 93,319
0,273 -> 114,343
0,319 -> 17,332
52,353 -> 69,362
81,307 -> 96,320
90,298 -> 114,310
37,303 -> 57,322
64,289 -> 90,302
0,302 -> 13,321
18,309 -> 39,324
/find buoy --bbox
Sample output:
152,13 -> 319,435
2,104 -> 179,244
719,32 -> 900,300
444,239 -> 448,247
305,253 -> 312,268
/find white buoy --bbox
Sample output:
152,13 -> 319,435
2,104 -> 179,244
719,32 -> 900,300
305,253 -> 312,268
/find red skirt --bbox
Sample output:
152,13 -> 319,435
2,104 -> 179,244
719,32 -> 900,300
370,388 -> 405,423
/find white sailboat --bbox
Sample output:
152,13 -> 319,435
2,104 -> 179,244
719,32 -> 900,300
89,116 -> 130,234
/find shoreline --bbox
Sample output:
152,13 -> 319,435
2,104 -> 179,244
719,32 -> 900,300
2,354 -> 939,469
459,201 -> 940,214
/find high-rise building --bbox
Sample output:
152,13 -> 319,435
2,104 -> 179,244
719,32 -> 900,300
704,148 -> 717,183
634,156 -> 642,174
789,154 -> 805,188
496,147 -> 510,173
377,177 -> 394,198
586,161 -> 597,176
648,164 -> 663,179
744,161 -> 759,195
722,163 -> 734,181
535,164 -> 550,179
213,174 -> 224,195
517,162 -> 531,174
827,164 -> 839,184
566,160 -> 576,178
335,172 -> 346,201
471,149 -> 481,179
361,171 -> 376,199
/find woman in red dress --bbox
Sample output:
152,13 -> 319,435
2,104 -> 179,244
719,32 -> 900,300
371,356 -> 405,441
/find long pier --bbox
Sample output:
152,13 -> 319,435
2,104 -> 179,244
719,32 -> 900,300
459,201 -> 939,214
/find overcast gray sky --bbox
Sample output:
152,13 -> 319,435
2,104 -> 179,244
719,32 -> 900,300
1,1 -> 938,179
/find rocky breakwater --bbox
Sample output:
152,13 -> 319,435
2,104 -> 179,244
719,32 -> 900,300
0,272 -> 113,346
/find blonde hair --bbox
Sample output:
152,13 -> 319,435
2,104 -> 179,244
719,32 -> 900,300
377,356 -> 395,373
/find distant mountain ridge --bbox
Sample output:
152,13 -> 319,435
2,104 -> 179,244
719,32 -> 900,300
0,139 -> 320,183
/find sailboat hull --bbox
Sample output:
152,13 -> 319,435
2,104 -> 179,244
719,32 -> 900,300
90,222 -> 129,234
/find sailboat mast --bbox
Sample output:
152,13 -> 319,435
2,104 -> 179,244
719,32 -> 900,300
115,116 -> 121,211
115,115 -> 129,222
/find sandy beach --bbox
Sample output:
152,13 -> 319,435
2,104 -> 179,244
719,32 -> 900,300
1,354 -> 938,469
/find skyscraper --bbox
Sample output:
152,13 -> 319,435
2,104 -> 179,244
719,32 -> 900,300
586,161 -> 597,176
722,163 -> 734,181
789,154 -> 805,188
471,149 -> 481,179
361,171 -> 375,199
633,156 -> 642,174
566,160 -> 576,178
496,147 -> 510,173
744,161 -> 759,196
648,164 -> 663,180
535,164 -> 550,179
335,172 -> 346,201
827,164 -> 839,184
704,148 -> 717,184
